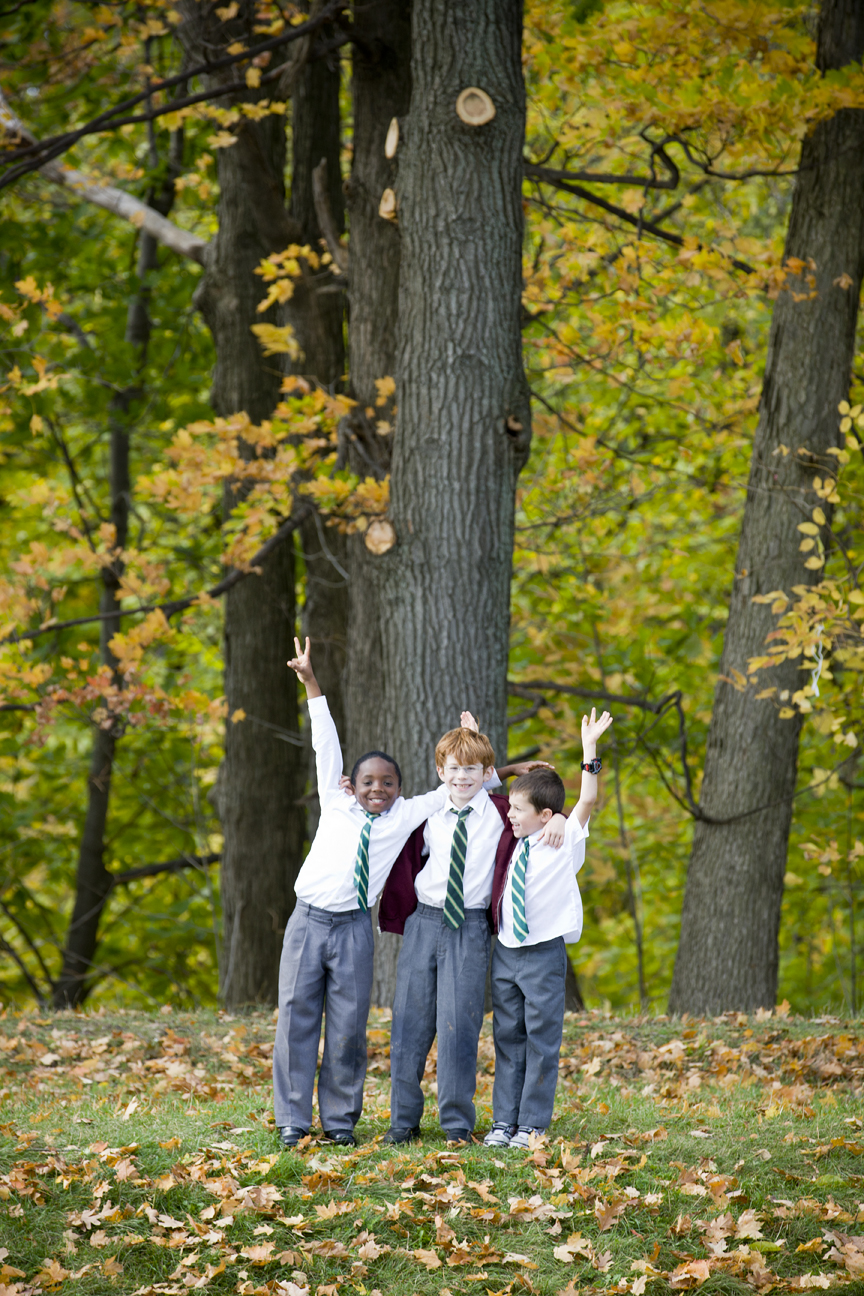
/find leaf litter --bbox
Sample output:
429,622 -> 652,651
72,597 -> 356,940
0,1008 -> 859,1293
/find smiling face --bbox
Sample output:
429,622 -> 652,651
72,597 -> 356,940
508,790 -> 553,839
437,757 -> 494,808
353,756 -> 401,814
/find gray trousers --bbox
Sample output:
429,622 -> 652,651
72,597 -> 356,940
272,900 -> 373,1132
389,902 -> 491,1135
491,936 -> 567,1129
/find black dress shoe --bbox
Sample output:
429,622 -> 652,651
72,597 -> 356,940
323,1130 -> 356,1146
278,1125 -> 309,1148
382,1125 -> 420,1145
444,1129 -> 473,1146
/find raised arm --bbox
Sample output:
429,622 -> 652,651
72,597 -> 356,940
288,636 -> 342,803
288,635 -> 322,700
574,707 -> 613,827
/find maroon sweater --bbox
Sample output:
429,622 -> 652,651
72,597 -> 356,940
379,793 -> 518,935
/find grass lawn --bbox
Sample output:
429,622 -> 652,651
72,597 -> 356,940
0,1006 -> 861,1294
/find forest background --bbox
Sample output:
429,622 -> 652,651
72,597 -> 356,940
1,0 -> 863,1018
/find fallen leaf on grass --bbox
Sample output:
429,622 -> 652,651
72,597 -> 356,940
553,1234 -> 595,1263
413,1248 -> 441,1269
668,1257 -> 711,1288
241,1242 -> 275,1263
735,1209 -> 764,1240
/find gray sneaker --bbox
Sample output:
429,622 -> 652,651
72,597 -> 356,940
483,1122 -> 517,1147
508,1126 -> 546,1150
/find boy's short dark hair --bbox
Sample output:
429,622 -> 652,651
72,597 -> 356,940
510,768 -> 565,815
351,751 -> 402,786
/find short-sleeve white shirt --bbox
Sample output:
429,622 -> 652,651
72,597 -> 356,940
498,811 -> 589,947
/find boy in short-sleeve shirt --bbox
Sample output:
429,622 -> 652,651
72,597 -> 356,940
485,707 -> 613,1150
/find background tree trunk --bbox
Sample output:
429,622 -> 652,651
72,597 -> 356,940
178,0 -> 306,1006
377,0 -> 531,788
288,33 -> 350,838
52,405 -> 131,1007
344,0 -> 412,1006
365,0 -> 531,1006
669,0 -> 864,1015
52,125 -> 183,1009
344,0 -> 412,762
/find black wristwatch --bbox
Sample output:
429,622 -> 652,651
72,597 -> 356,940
581,758 -> 602,774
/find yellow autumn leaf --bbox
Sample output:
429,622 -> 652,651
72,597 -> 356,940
250,323 -> 302,358
812,507 -> 826,525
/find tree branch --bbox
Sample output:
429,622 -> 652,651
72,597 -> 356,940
312,157 -> 349,274
111,852 -> 220,887
0,86 -> 208,263
1,499 -> 315,648
0,1 -> 348,184
0,933 -> 48,1004
523,163 -> 755,275
525,143 -> 680,192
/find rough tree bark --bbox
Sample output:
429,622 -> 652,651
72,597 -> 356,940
669,0 -> 864,1015
361,0 -> 531,1009
177,0 -> 306,1005
378,0 -> 530,785
342,0 -> 412,1006
344,0 -> 411,769
287,31 -> 350,837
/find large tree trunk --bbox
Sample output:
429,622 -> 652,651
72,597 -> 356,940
669,0 -> 864,1015
344,0 -> 412,764
288,31 -> 350,837
177,0 -> 306,1005
365,0 -> 530,1014
344,0 -> 412,1006
376,0 -> 530,788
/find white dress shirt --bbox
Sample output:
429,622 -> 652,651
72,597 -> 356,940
293,696 -> 451,911
414,781 -> 504,910
498,811 -> 589,948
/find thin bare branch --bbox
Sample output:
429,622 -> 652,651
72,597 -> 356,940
112,852 -> 219,887
0,1 -> 348,182
523,164 -> 755,275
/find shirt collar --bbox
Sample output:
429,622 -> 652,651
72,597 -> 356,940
446,786 -> 490,817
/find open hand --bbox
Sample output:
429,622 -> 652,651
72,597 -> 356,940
460,711 -> 479,732
510,759 -> 554,777
582,707 -> 613,747
539,812 -> 566,849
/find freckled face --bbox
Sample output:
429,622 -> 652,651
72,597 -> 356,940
353,757 -> 400,813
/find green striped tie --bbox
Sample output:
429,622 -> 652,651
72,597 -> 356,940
511,839 -> 530,943
444,806 -> 472,930
353,811 -> 377,912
